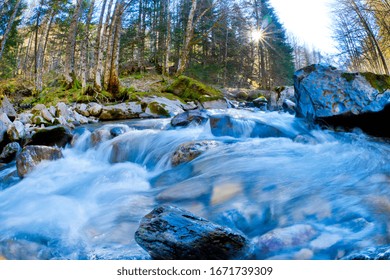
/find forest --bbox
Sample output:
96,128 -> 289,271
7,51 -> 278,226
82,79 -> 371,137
0,0 -> 389,95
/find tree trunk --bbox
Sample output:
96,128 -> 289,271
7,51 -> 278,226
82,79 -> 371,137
0,0 -> 22,61
81,0 -> 96,90
93,0 -> 109,92
163,0 -> 171,76
107,2 -> 123,96
176,0 -> 197,76
63,0 -> 83,87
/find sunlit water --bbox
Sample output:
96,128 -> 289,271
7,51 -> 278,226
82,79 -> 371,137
1,109 -> 390,259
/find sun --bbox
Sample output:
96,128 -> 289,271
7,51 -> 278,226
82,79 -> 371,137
251,29 -> 264,42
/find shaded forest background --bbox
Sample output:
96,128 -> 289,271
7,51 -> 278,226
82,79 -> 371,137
0,0 -> 389,97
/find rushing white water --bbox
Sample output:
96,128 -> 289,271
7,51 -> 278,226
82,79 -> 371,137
1,109 -> 390,259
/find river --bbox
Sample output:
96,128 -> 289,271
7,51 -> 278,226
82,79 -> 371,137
1,109 -> 390,259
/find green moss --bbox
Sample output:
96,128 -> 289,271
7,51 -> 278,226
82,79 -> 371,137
361,72 -> 390,93
165,75 -> 223,102
148,101 -> 169,117
341,73 -> 358,82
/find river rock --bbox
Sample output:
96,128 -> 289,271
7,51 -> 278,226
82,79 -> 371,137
0,95 -> 17,120
210,115 -> 289,138
7,121 -> 26,141
91,128 -> 113,146
282,99 -> 296,114
28,126 -> 72,147
171,110 -> 208,127
135,205 -> 249,260
202,99 -> 228,109
87,102 -> 103,117
75,103 -> 90,117
0,120 -> 7,145
253,96 -> 268,110
56,102 -> 72,120
253,224 -> 317,257
343,245 -> 390,260
0,112 -> 12,126
144,102 -> 170,118
99,103 -> 142,120
171,140 -> 219,166
0,142 -> 22,163
16,145 -> 63,177
294,64 -> 390,137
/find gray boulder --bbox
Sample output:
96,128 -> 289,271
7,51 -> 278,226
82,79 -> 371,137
0,120 -> 7,145
87,102 -> 103,117
294,64 -> 390,137
0,142 -> 22,163
16,145 -> 63,177
75,103 -> 90,117
253,96 -> 268,110
99,103 -> 142,120
171,140 -> 219,166
7,121 -> 26,142
135,205 -> 249,260
0,95 -> 17,120
171,110 -> 208,127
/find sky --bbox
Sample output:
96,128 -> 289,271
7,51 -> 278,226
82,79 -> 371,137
269,0 -> 337,54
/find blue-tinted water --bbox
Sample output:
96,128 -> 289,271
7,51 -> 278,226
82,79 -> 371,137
1,109 -> 389,259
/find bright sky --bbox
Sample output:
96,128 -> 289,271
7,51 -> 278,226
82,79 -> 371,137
269,0 -> 337,54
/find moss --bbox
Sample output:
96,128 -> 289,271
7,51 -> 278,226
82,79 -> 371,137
165,75 -> 223,102
341,73 -> 358,82
361,72 -> 390,93
148,101 -> 170,117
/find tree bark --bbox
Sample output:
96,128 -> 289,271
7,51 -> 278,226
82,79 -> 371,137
63,0 -> 83,87
93,0 -> 109,92
81,0 -> 96,90
176,0 -> 197,76
107,1 -> 124,96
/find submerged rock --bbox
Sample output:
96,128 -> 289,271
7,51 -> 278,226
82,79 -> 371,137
135,205 -> 249,260
171,140 -> 219,166
16,145 -> 63,177
28,126 -> 72,148
343,246 -> 390,260
253,224 -> 317,257
0,142 -> 21,163
171,110 -> 208,127
209,115 -> 289,138
294,64 -> 390,137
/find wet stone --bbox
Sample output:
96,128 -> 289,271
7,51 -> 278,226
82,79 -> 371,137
135,205 -> 249,260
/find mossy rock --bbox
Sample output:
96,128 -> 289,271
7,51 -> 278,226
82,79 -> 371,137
361,72 -> 390,93
341,73 -> 358,82
147,101 -> 170,117
165,76 -> 223,102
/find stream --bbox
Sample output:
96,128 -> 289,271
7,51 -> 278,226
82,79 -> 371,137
1,109 -> 390,259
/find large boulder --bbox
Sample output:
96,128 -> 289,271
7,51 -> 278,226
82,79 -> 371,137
0,119 -> 8,145
171,140 -> 219,166
171,110 -> 208,127
16,145 -> 63,177
28,126 -> 73,147
135,205 -> 249,260
294,64 -> 390,137
166,75 -> 224,103
0,95 -> 17,120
